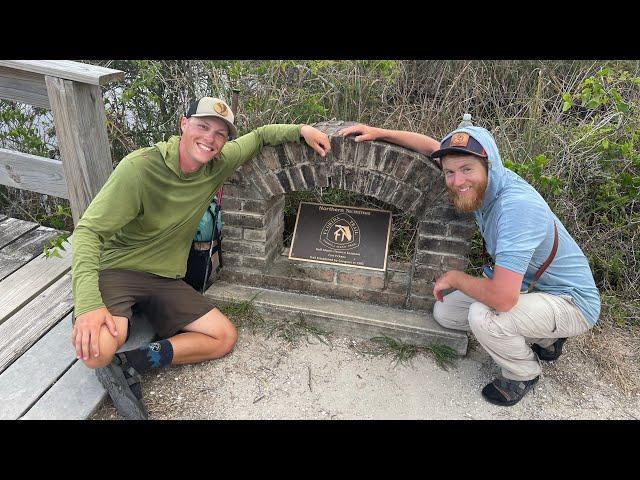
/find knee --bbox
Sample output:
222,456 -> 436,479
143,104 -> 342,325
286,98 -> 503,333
432,301 -> 447,327
77,327 -> 119,369
432,300 -> 465,330
468,301 -> 492,337
82,352 -> 115,370
219,322 -> 238,355
433,302 -> 453,328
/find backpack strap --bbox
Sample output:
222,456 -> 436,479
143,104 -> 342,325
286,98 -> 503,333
213,187 -> 223,269
200,188 -> 225,293
526,222 -> 558,293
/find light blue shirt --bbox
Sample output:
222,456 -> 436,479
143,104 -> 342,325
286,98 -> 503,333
440,126 -> 601,326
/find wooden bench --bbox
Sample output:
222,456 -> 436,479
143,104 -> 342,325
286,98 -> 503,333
0,219 -> 155,419
0,60 -> 132,419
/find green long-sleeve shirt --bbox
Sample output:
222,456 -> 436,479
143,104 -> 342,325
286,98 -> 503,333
72,124 -> 303,317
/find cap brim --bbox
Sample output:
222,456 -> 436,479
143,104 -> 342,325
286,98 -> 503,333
431,147 -> 487,159
190,113 -> 238,139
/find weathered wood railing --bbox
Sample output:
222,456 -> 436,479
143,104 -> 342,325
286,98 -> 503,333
0,60 -> 124,224
0,61 -> 132,419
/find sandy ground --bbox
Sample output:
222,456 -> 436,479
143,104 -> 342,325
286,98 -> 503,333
90,327 -> 640,420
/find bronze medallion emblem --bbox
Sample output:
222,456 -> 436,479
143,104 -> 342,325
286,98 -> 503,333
320,213 -> 361,250
214,102 -> 228,116
450,132 -> 469,147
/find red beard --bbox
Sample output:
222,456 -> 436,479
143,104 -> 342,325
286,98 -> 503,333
447,179 -> 487,213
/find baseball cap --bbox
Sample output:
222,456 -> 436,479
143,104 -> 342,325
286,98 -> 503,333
430,131 -> 487,160
186,97 -> 238,140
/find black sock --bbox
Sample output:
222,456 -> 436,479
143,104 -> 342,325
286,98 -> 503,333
123,339 -> 174,374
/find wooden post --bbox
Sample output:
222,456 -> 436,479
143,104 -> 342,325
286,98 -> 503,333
45,76 -> 113,225
231,88 -> 240,117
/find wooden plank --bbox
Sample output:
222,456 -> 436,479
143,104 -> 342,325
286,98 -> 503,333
0,238 -> 72,324
45,77 -> 113,225
0,214 -> 6,222
0,314 -> 74,420
0,272 -> 74,374
0,217 -> 39,249
0,226 -> 62,281
1,225 -> 61,256
0,148 -> 68,198
21,357 -> 105,420
0,66 -> 50,108
0,61 -> 124,86
20,313 -> 155,420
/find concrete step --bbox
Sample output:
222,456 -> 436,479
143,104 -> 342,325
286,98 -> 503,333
205,282 -> 468,355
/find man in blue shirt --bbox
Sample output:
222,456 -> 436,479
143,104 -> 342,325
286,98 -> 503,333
339,121 -> 600,406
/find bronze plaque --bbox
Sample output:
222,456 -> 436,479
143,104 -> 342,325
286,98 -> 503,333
289,202 -> 392,271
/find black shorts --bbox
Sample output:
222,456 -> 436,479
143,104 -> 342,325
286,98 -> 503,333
97,268 -> 217,339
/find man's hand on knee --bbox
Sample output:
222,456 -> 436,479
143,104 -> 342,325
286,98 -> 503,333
72,307 -> 118,361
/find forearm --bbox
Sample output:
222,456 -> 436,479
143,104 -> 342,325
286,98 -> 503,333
71,223 -> 107,316
446,270 -> 516,312
221,124 -> 303,168
373,128 -> 440,156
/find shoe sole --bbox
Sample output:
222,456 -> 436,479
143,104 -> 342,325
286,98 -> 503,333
95,362 -> 148,420
482,376 -> 540,407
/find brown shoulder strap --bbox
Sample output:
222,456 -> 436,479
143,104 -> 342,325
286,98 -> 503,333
526,222 -> 559,293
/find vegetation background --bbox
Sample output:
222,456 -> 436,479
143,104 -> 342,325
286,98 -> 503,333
1,60 -> 637,393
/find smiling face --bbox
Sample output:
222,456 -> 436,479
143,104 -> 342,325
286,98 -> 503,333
441,154 -> 488,212
178,116 -> 230,173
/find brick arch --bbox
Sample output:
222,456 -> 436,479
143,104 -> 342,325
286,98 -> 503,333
220,121 -> 476,311
236,121 -> 447,218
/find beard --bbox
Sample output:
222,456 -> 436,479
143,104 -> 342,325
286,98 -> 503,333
447,179 -> 487,213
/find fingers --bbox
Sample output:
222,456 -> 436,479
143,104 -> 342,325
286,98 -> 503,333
434,288 -> 444,302
81,328 -> 91,360
339,125 -> 376,143
105,312 -> 118,338
433,279 -> 445,302
313,138 -> 331,157
90,324 -> 100,358
338,124 -> 365,137
354,133 -> 373,142
301,126 -> 331,157
72,326 -> 83,359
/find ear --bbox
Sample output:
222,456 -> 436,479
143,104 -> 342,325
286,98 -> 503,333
180,116 -> 188,134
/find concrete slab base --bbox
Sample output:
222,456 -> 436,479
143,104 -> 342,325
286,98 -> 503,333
205,281 -> 468,355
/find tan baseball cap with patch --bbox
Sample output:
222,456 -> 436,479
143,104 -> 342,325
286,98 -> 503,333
186,97 -> 238,139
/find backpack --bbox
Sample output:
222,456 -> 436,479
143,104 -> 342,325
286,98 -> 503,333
184,188 -> 223,293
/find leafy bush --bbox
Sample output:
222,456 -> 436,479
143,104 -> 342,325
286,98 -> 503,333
2,60 -> 638,330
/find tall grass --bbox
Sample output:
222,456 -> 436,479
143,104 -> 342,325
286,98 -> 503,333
2,60 -> 638,335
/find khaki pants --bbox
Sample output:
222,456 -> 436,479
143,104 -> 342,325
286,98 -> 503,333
433,290 -> 591,381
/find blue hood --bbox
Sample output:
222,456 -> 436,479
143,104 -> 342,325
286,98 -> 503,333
439,126 -> 508,213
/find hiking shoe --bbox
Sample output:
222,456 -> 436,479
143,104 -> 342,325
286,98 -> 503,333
532,337 -> 567,362
481,376 -> 539,407
95,352 -> 148,420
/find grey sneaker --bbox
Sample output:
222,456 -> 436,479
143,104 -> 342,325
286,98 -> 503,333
95,352 -> 148,420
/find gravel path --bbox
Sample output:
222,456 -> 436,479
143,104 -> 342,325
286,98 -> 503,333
91,330 -> 640,420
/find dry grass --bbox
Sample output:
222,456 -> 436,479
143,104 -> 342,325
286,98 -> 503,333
571,322 -> 640,396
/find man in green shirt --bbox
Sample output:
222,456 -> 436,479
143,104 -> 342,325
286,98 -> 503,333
71,97 -> 331,419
